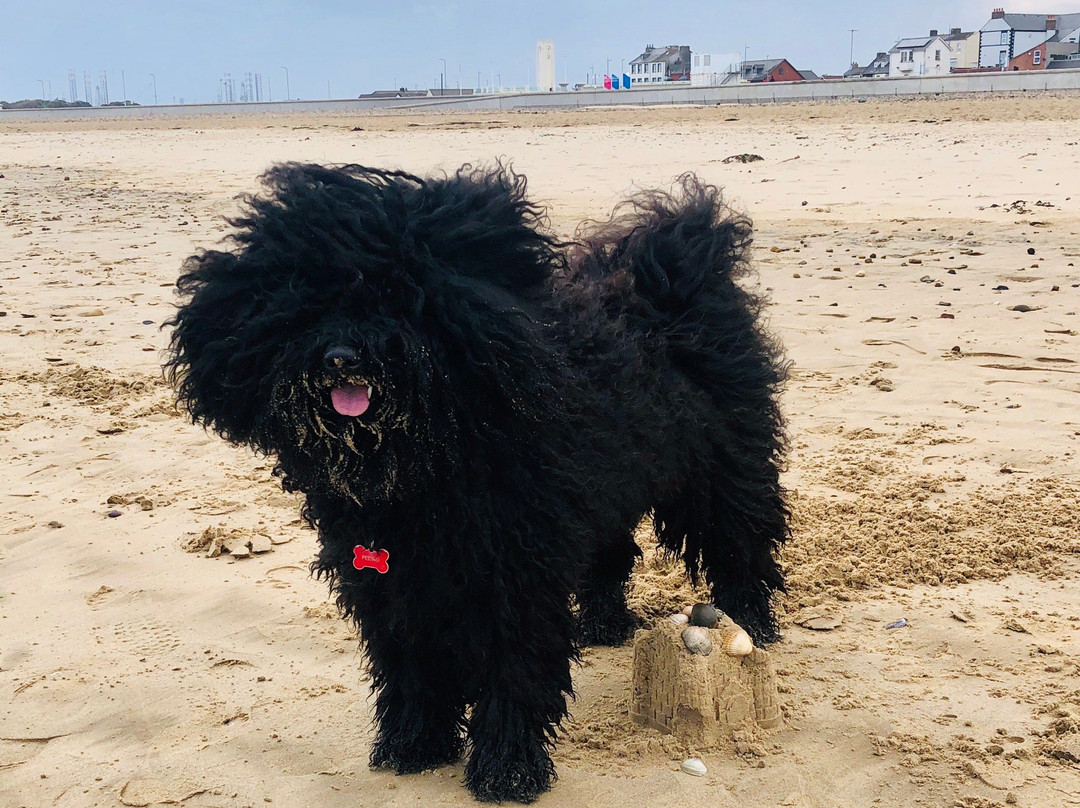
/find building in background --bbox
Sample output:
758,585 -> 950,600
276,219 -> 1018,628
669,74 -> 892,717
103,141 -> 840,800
889,32 -> 950,76
690,51 -> 742,86
844,51 -> 891,78
739,59 -> 806,83
943,28 -> 980,70
537,40 -> 555,92
629,45 -> 691,84
979,9 -> 1080,68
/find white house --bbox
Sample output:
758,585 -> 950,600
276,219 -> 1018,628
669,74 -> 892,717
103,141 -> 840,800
629,45 -> 691,84
979,9 -> 1080,67
889,33 -> 951,76
690,51 -> 741,86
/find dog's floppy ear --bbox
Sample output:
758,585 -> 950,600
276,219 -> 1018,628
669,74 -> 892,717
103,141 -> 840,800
166,248 -> 285,447
414,163 -> 564,292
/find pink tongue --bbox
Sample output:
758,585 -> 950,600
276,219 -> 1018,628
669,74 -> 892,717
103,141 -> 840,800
331,385 -> 370,417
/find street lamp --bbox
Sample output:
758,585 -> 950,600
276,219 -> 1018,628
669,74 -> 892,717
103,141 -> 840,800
439,58 -> 446,95
149,73 -> 157,104
849,29 -> 858,66
281,66 -> 290,100
38,79 -> 45,101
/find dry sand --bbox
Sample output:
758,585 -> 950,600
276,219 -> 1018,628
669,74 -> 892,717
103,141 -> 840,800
2,95 -> 1079,808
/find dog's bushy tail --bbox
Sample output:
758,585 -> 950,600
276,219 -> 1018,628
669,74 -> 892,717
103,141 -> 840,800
574,174 -> 786,409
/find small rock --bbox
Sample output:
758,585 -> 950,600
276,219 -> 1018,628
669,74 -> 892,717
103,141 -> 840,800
1008,305 -> 1039,313
1027,247 -> 1036,255
46,520 -> 64,529
885,618 -> 908,630
689,603 -> 719,628
1003,619 -> 1028,633
870,378 -> 894,392
107,510 -> 122,518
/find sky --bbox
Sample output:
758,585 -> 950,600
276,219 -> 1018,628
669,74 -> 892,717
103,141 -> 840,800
0,1 -> 1062,104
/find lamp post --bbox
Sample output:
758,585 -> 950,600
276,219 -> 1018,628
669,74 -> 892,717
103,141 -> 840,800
149,73 -> 157,104
849,29 -> 858,66
281,66 -> 290,100
38,79 -> 45,100
439,58 -> 446,95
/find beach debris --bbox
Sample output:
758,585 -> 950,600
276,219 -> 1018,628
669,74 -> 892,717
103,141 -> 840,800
722,153 -> 763,164
1008,304 -> 1040,313
47,520 -> 63,529
682,626 -> 713,656
870,378 -> 894,392
668,613 -> 690,626
1027,248 -> 1036,255
885,618 -> 908,631
77,308 -> 104,317
689,603 -> 720,628
1003,619 -> 1028,633
718,625 -> 754,657
106,510 -> 122,518
680,757 -> 708,777
795,611 -> 842,631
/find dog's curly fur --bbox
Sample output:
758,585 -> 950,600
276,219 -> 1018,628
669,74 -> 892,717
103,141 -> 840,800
167,162 -> 789,803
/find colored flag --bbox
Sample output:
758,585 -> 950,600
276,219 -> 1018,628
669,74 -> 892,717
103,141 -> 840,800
623,73 -> 631,88
603,74 -> 612,90
612,75 -> 620,89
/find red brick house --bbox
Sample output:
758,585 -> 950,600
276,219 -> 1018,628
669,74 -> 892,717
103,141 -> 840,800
740,59 -> 805,83
1008,39 -> 1079,70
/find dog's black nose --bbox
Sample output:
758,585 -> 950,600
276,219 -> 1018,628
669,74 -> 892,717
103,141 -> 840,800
323,346 -> 361,371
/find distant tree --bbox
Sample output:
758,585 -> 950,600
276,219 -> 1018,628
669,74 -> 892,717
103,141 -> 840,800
1,98 -> 94,110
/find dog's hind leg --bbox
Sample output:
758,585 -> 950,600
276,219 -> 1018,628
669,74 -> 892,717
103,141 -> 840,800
367,641 -> 466,774
576,532 -> 641,646
654,455 -> 787,645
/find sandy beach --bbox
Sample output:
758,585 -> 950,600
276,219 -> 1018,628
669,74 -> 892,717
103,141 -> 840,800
2,95 -> 1079,808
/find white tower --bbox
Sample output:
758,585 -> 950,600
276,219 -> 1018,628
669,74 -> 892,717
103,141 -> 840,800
537,40 -> 555,92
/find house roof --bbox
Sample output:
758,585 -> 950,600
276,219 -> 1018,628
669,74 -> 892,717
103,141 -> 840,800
994,13 -> 1080,32
800,70 -> 821,81
943,30 -> 977,42
891,36 -> 938,51
630,45 -> 688,65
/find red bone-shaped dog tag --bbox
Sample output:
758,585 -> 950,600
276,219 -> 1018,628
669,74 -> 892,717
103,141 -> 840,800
353,546 -> 390,574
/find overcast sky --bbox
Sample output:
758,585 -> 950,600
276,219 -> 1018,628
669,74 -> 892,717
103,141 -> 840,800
0,1 -> 1056,104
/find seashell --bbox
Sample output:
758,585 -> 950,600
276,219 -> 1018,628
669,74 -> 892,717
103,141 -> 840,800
667,613 -> 689,626
681,605 -> 694,617
689,603 -> 719,628
681,626 -> 712,656
680,757 -> 707,777
718,625 -> 754,657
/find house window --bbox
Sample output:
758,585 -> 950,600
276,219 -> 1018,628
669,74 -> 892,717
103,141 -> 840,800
1033,50 -> 1042,64
703,54 -> 711,66
694,54 -> 699,66
999,49 -> 1008,65
935,49 -> 941,60
778,65 -> 784,74
1001,31 -> 1009,45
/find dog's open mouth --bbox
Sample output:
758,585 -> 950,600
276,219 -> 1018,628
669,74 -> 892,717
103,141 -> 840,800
330,383 -> 373,417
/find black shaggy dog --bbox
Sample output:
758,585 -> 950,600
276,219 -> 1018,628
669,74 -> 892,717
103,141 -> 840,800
167,162 -> 788,803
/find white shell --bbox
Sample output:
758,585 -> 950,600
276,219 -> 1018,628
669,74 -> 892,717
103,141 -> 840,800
667,613 -> 689,626
681,626 -> 713,656
680,757 -> 707,776
719,626 -> 754,657
681,605 -> 694,617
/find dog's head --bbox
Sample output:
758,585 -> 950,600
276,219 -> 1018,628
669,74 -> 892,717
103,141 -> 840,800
166,163 -> 564,502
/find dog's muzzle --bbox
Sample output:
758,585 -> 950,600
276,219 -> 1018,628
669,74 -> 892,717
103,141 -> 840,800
324,346 -> 374,417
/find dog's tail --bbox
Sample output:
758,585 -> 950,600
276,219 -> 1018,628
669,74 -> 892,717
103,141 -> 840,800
573,174 -> 786,407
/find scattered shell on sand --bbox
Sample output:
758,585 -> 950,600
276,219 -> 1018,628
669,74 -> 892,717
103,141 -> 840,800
680,757 -> 707,776
668,613 -> 690,626
718,625 -> 754,657
689,603 -> 719,628
681,626 -> 713,656
681,605 -> 694,617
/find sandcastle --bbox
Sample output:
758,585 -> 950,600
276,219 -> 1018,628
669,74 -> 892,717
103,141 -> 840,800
631,617 -> 782,746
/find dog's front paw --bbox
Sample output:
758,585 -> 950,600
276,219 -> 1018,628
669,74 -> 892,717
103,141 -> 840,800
370,730 -> 463,775
463,743 -> 554,803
